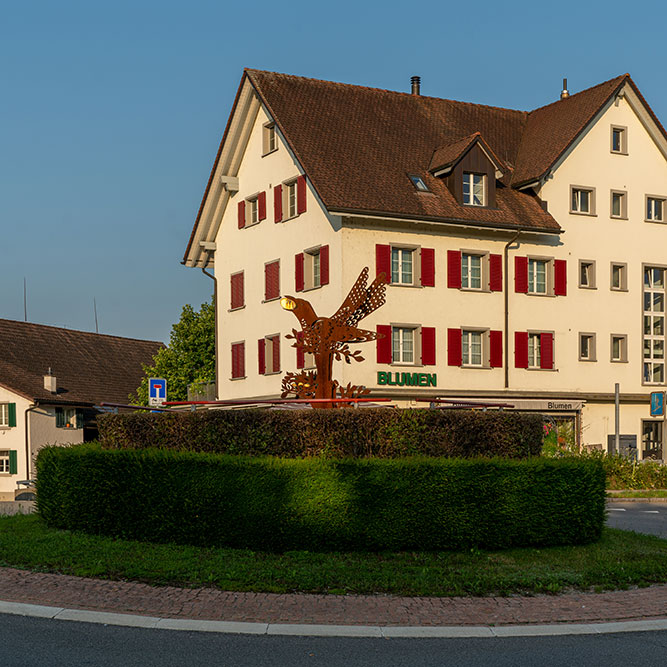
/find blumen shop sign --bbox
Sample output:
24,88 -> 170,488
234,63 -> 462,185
377,371 -> 437,387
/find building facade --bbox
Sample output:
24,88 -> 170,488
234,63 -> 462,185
184,70 -> 667,461
0,319 -> 163,500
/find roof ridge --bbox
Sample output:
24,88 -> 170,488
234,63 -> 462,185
245,68 -> 529,115
0,317 -> 164,346
527,73 -> 628,116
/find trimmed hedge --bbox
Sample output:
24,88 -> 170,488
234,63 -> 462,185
36,444 -> 605,551
98,409 -> 543,459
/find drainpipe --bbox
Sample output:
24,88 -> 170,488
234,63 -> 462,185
24,403 -> 39,480
201,250 -> 219,400
504,232 -> 520,389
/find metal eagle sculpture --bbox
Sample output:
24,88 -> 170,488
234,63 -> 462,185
280,267 -> 387,408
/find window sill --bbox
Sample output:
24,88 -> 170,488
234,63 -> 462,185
460,287 -> 487,293
610,360 -> 629,364
262,148 -> 278,158
262,297 -> 281,304
526,367 -> 557,371
241,221 -> 261,230
389,363 -> 422,368
610,150 -> 629,156
461,364 -> 492,370
579,285 -> 597,290
578,358 -> 597,363
644,219 -> 666,225
303,284 -> 322,293
229,305 -> 246,312
610,287 -> 629,293
525,292 -> 553,297
263,371 -> 282,376
389,283 -> 421,289
610,216 -> 628,221
0,426 -> 11,431
230,376 -> 247,381
569,211 -> 597,217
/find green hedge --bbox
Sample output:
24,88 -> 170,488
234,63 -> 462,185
36,444 -> 605,551
98,409 -> 543,459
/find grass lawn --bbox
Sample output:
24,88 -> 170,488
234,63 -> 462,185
607,490 -> 667,499
1,514 -> 666,597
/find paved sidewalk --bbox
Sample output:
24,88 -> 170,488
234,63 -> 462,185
1,567 -> 666,628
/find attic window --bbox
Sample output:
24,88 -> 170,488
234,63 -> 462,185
463,173 -> 485,206
408,174 -> 429,192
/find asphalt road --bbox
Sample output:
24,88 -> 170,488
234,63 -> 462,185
606,503 -> 667,538
1,614 -> 667,667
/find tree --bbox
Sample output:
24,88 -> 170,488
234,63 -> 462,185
132,298 -> 215,405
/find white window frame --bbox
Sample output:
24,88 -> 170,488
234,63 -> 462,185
0,404 -> 9,428
610,190 -> 627,219
304,247 -> 321,290
646,196 -> 665,223
0,450 -> 9,474
391,325 -> 420,365
282,180 -> 298,219
246,195 -> 259,226
610,125 -> 628,155
461,329 -> 488,367
579,260 -> 596,289
461,252 -> 486,290
528,258 -> 549,295
570,186 -> 596,215
643,265 -> 666,385
527,332 -> 542,369
462,172 -> 485,207
579,333 -> 596,362
610,262 -> 628,291
262,122 -> 277,155
390,246 -> 418,286
611,334 -> 628,363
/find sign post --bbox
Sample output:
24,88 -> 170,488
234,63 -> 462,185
148,378 -> 167,407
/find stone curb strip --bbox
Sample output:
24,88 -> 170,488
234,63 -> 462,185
1,601 -> 667,638
606,497 -> 667,503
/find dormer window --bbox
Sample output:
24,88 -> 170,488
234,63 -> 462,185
463,172 -> 485,206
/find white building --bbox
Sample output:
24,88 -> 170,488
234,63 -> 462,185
184,70 -> 667,460
0,319 -> 163,500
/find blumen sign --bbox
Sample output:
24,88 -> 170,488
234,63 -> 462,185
377,371 -> 437,387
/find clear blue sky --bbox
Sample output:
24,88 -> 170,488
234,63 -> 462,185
2,0 -> 665,343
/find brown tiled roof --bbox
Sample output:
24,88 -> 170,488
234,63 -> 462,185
187,70 -> 659,257
511,75 -> 628,186
0,319 -> 164,405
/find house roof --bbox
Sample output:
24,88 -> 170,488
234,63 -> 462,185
0,319 -> 164,405
185,70 -> 663,263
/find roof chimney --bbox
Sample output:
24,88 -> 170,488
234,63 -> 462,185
44,367 -> 57,394
560,78 -> 569,100
411,76 -> 421,96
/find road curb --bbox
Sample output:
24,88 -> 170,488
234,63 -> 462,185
606,497 -> 667,503
1,600 -> 666,638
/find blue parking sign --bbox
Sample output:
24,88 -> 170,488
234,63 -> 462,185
149,378 -> 167,406
650,392 -> 664,417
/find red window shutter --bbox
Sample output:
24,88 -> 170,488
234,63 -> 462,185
376,244 -> 391,282
420,248 -> 435,287
447,328 -> 462,366
421,327 -> 436,365
274,184 -> 283,223
554,259 -> 567,296
540,333 -> 554,369
489,330 -> 503,368
515,256 -> 528,293
237,200 -> 246,229
265,261 -> 280,300
320,245 -> 329,285
238,342 -> 245,378
296,175 -> 307,214
376,325 -> 392,364
447,250 -> 462,289
489,254 -> 502,292
272,335 -> 281,373
296,332 -> 305,369
295,253 -> 305,292
258,338 -> 266,375
231,344 -> 238,378
258,191 -> 267,221
514,331 -> 529,368
231,272 -> 244,309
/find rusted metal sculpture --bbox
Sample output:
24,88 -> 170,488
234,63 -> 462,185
280,267 -> 387,408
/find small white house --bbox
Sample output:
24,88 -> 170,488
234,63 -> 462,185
0,318 -> 163,500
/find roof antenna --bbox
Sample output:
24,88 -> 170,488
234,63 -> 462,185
94,297 -> 99,334
560,78 -> 569,100
23,277 -> 27,322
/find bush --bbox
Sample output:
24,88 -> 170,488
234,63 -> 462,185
36,444 -> 605,552
600,454 -> 667,489
98,409 -> 543,459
